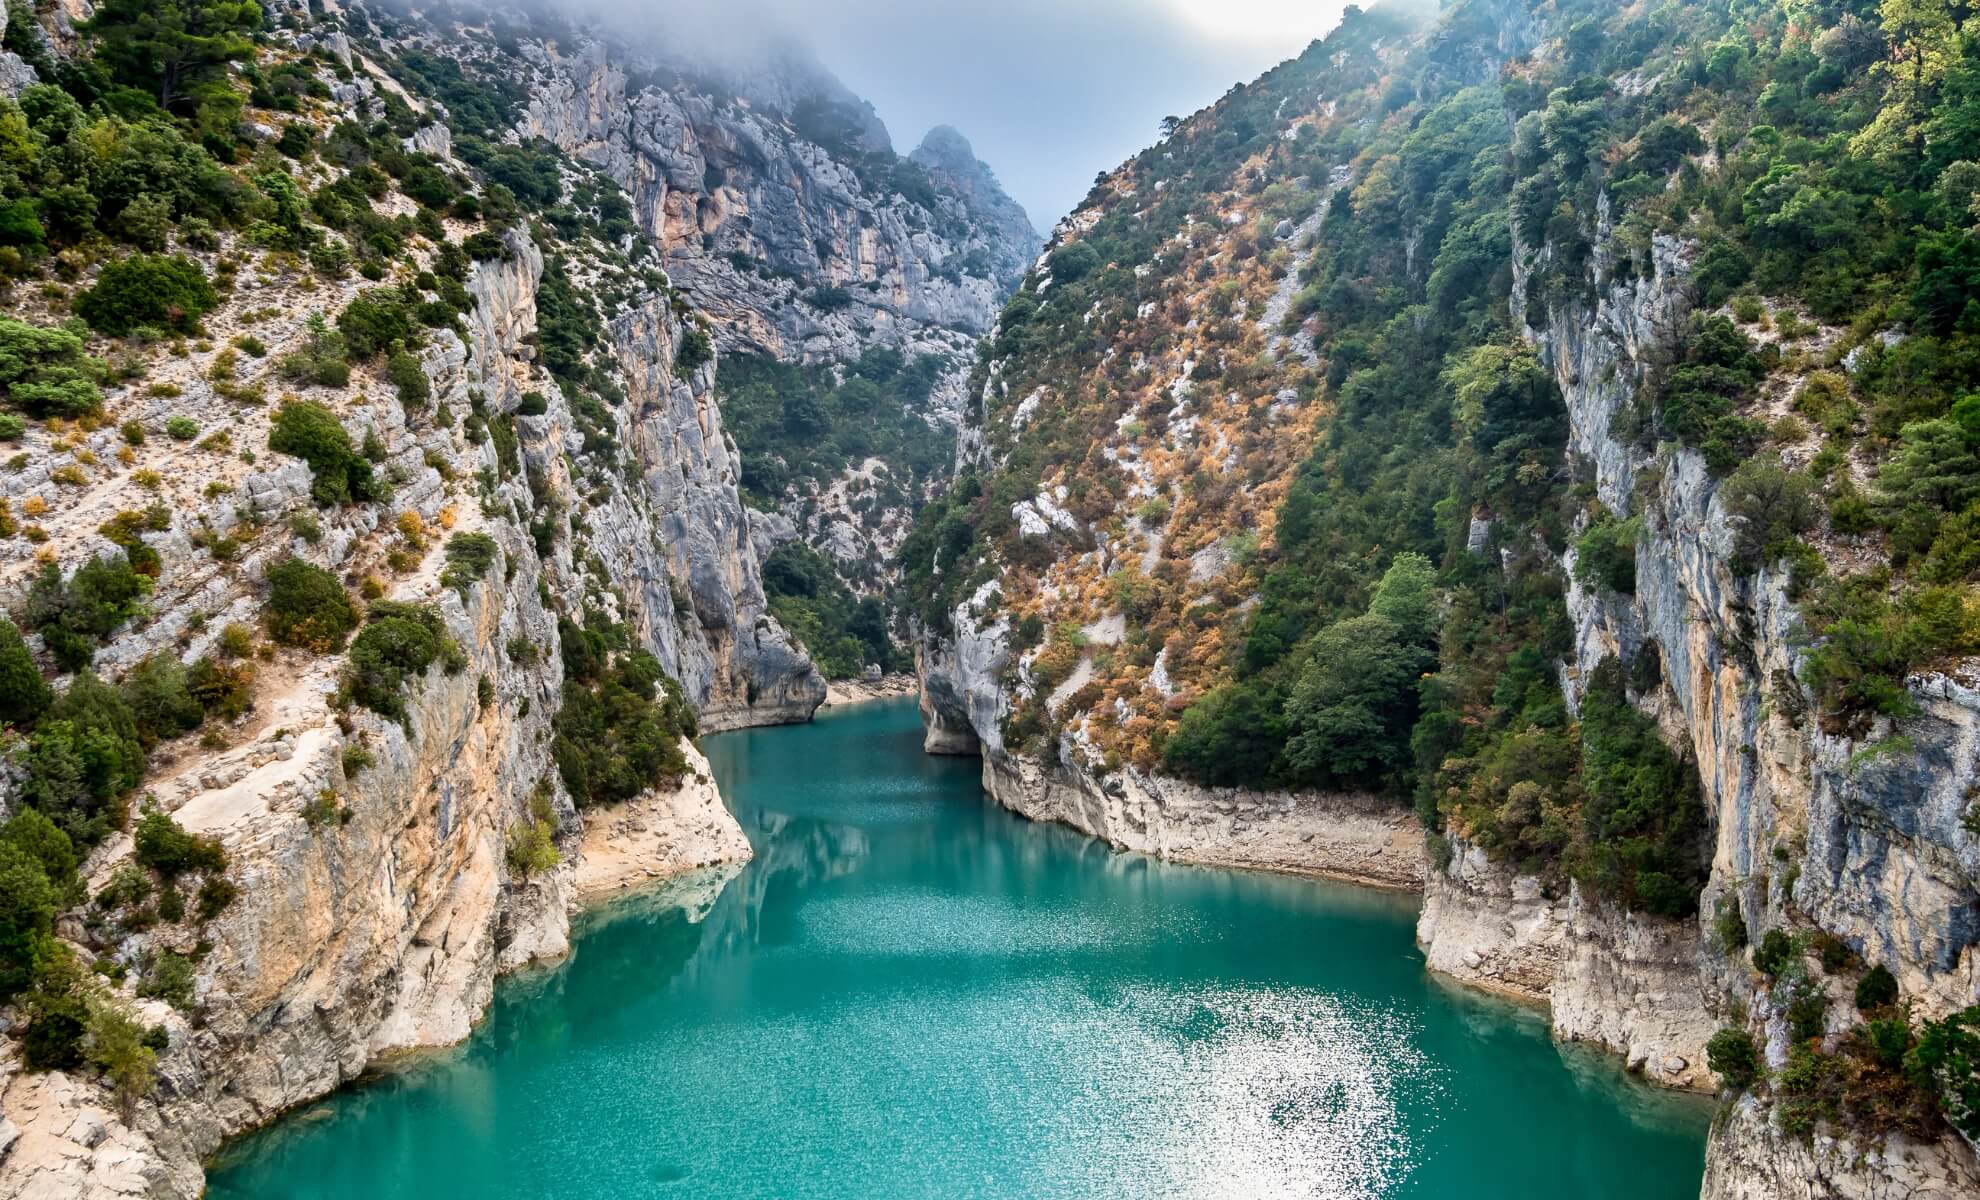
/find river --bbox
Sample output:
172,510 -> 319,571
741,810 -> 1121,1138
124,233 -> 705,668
206,698 -> 1709,1198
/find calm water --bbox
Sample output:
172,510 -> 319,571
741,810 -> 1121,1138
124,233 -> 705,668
207,699 -> 1709,1199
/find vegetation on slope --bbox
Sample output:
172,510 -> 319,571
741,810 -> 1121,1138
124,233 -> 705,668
902,0 -> 1980,1130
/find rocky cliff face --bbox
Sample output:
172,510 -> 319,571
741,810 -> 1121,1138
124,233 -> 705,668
0,10 -> 832,1187
504,27 -> 1037,588
514,36 -> 1037,366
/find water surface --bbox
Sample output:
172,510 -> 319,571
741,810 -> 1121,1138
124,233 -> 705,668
208,699 -> 1709,1198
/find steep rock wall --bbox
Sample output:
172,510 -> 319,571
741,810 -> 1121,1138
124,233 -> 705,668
0,222 -> 779,1198
516,38 -> 1036,367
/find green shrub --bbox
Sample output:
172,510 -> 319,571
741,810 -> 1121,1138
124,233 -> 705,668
1572,511 -> 1642,594
164,416 -> 198,441
336,288 -> 416,360
505,790 -> 560,878
1754,927 -> 1795,976
263,558 -> 358,651
21,673 -> 146,846
1721,459 -> 1820,573
1572,657 -> 1706,917
277,315 -> 351,386
121,654 -> 204,747
341,603 -> 463,724
1907,1005 -> 1980,1141
23,553 -> 150,671
440,532 -> 499,594
137,950 -> 195,1008
0,316 -> 104,417
186,656 -> 254,721
1707,1026 -> 1760,1089
674,325 -> 713,373
20,983 -> 86,1068
75,254 -> 216,335
131,806 -> 225,879
0,413 -> 23,439
0,839 -> 59,1000
269,401 -> 384,506
386,349 -> 429,405
550,619 -> 695,808
1856,963 -> 1899,1012
1713,899 -> 1748,953
0,617 -> 52,728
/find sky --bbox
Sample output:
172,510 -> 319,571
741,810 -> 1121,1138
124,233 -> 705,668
591,0 -> 1353,231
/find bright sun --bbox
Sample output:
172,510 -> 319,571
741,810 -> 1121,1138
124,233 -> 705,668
1161,0 -> 1345,44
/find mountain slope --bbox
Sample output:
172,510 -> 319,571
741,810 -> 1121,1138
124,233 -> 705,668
0,1 -> 1024,1193
910,1 -> 1980,1193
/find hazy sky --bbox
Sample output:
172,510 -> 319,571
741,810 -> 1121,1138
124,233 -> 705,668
603,0 -> 1353,231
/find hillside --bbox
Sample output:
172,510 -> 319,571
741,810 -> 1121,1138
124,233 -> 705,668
909,0 -> 1980,1193
0,1 -> 1024,1193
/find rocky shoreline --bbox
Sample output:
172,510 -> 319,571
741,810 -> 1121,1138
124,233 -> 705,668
821,673 -> 919,709
570,743 -> 755,906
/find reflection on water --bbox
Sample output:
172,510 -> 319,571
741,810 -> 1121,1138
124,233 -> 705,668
208,700 -> 1708,1199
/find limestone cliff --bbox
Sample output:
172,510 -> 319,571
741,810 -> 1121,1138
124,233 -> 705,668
0,11 -> 821,1190
514,37 -> 1037,365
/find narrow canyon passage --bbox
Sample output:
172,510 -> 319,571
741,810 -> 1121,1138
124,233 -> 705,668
207,700 -> 1707,1199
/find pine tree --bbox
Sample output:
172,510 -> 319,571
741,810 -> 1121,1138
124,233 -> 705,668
83,0 -> 262,115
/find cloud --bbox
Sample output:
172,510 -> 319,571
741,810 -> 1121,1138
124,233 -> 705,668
557,0 -> 1350,228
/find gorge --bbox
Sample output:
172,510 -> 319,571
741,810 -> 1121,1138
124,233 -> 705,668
0,1 -> 1976,1199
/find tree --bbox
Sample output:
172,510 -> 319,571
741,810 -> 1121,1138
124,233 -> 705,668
83,0 -> 263,116
1707,1027 -> 1760,1089
75,254 -> 216,336
262,558 -> 358,651
0,317 -> 104,417
0,841 -> 58,1000
0,617 -> 51,728
1879,418 -> 1980,513
1283,613 -> 1433,787
1721,459 -> 1820,573
1367,551 -> 1439,645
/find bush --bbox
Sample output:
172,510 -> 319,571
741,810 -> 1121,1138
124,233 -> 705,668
1573,511 -> 1642,594
268,401 -> 383,506
505,790 -> 560,878
0,617 -> 52,728
24,554 -> 150,671
75,254 -> 216,335
1908,1006 -> 1980,1141
20,984 -> 86,1068
131,806 -> 225,879
675,325 -> 713,373
386,349 -> 429,405
341,603 -> 462,723
1707,1026 -> 1760,1089
1721,459 -> 1819,573
0,316 -> 103,417
165,416 -> 198,441
1573,657 -> 1706,917
121,654 -> 203,747
440,532 -> 499,593
335,288 -> 416,360
1754,927 -> 1795,976
551,621 -> 695,808
1856,963 -> 1900,1012
21,673 -> 146,846
263,558 -> 358,651
0,840 -> 59,1000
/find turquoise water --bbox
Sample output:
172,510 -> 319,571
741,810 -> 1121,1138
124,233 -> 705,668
207,699 -> 1709,1199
